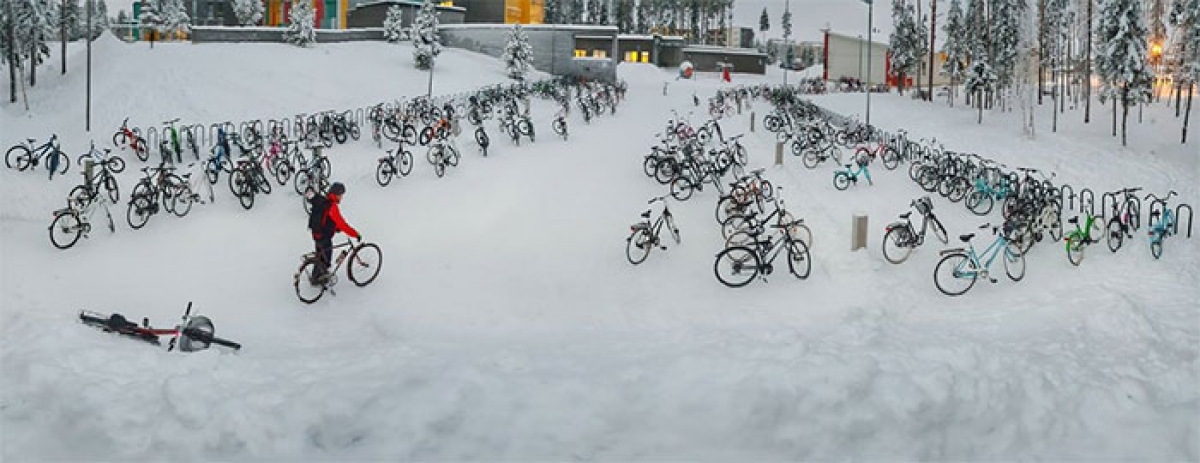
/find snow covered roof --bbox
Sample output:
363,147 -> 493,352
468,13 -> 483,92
681,46 -> 767,57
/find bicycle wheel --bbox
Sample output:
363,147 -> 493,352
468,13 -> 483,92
1047,213 -> 1063,242
654,159 -> 677,184
105,175 -> 120,203
1105,219 -> 1124,253
833,172 -> 851,191
375,159 -> 394,186
720,215 -> 752,240
1004,242 -> 1026,281
205,160 -> 220,185
1065,236 -> 1086,266
49,212 -> 83,249
445,145 -> 460,167
934,252 -> 977,296
112,131 -> 126,147
398,151 -> 413,176
966,191 -> 993,215
715,196 -> 742,224
5,145 -> 30,170
625,228 -> 652,265
881,147 -> 900,170
802,150 -> 820,169
348,243 -> 383,287
134,138 -> 148,162
670,177 -> 694,201
1150,239 -> 1163,259
665,213 -> 681,244
788,223 -> 813,249
107,156 -> 126,174
171,185 -> 193,217
434,160 -> 445,178
882,227 -> 914,264
126,195 -> 153,230
787,239 -> 812,279
929,217 -> 949,244
294,258 -> 327,304
946,177 -> 970,202
714,246 -> 759,288
274,160 -> 293,186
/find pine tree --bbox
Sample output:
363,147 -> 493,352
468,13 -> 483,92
988,0 -> 1026,89
139,0 -> 161,46
784,44 -> 795,69
544,0 -> 560,24
504,23 -> 532,80
232,0 -> 264,26
59,0 -> 81,40
889,0 -> 925,94
759,7 -> 769,34
83,0 -> 108,40
942,0 -> 967,105
17,0 -> 54,87
1167,0 -> 1198,141
635,0 -> 650,33
1095,0 -> 1155,145
615,0 -> 633,33
781,8 -> 791,40
283,0 -> 315,47
1148,0 -> 1166,48
160,0 -> 189,40
383,5 -> 405,42
116,8 -> 127,24
412,0 -> 440,70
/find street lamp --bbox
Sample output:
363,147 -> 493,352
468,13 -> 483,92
863,0 -> 873,128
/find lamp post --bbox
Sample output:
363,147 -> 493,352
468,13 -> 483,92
86,0 -> 92,132
863,0 -> 873,127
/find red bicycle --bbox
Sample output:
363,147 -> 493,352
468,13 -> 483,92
79,302 -> 241,352
112,117 -> 148,162
852,137 -> 900,170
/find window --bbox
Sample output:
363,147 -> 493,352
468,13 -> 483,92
575,49 -> 587,58
625,51 -> 638,62
640,51 -> 649,63
593,49 -> 607,58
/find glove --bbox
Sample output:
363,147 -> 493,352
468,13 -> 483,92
355,234 -> 363,243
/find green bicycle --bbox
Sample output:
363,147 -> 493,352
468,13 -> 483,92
933,223 -> 1026,296
1064,210 -> 1102,266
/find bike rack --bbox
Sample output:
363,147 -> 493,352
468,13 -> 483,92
189,124 -> 207,148
143,127 -> 160,158
1100,192 -> 1117,221
1079,188 -> 1095,216
1177,204 -> 1194,238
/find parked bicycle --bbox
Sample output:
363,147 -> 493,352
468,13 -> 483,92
882,196 -> 949,264
713,221 -> 812,287
376,141 -> 414,187
625,196 -> 680,265
1145,191 -> 1178,259
933,223 -> 1026,296
112,117 -> 148,161
49,184 -> 116,250
6,135 -> 69,178
833,156 -> 873,190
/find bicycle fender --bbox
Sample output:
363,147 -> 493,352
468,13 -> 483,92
939,248 -> 966,256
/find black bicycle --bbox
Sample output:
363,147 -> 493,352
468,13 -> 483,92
714,223 -> 812,287
882,196 -> 949,264
79,302 -> 241,352
376,141 -> 414,187
625,196 -> 680,265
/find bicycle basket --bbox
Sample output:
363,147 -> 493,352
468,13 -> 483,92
856,155 -> 869,167
915,197 -> 933,215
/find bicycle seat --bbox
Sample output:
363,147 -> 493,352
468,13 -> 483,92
899,212 -> 912,219
844,164 -> 853,169
959,233 -> 975,242
26,138 -> 35,143
729,134 -> 744,141
640,210 -> 651,218
1067,217 -> 1079,224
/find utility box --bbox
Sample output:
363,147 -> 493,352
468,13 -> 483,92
852,214 -> 868,251
83,159 -> 94,187
750,112 -> 755,132
775,142 -> 784,165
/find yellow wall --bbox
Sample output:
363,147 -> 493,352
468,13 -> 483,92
504,0 -> 543,24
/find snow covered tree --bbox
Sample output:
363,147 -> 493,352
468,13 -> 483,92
988,0 -> 1027,89
504,23 -> 532,81
411,0 -> 440,70
1168,0 -> 1198,141
3,0 -> 16,102
83,0 -> 109,40
942,0 -> 967,105
283,0 -> 315,47
232,0 -> 264,26
1095,0 -> 1155,145
759,7 -> 769,34
1148,0 -> 1167,52
383,5 -> 405,42
965,61 -> 998,121
781,8 -> 791,40
115,8 -> 127,24
139,0 -> 162,47
544,0 -> 560,24
615,0 -> 633,32
889,0 -> 926,95
160,0 -> 189,40
58,0 -> 81,40
15,0 -> 54,87
783,43 -> 796,69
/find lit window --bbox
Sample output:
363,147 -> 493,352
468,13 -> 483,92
625,51 -> 638,62
575,49 -> 587,58
641,51 -> 649,62
594,49 -> 607,58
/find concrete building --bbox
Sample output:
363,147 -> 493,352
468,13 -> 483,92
346,0 -> 466,29
440,24 -> 620,82
822,30 -> 889,86
681,46 -> 767,74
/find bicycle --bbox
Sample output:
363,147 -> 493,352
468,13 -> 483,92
76,141 -> 126,174
833,156 -> 873,190
49,185 -> 116,250
126,165 -> 185,230
1103,187 -> 1142,253
168,162 -> 216,217
6,135 -> 70,178
882,196 -> 949,264
713,222 -> 812,287
552,109 -> 569,141
1064,210 -> 1102,266
293,238 -> 383,304
933,223 -> 1026,296
78,302 -> 241,352
625,196 -> 680,265
426,137 -> 460,178
70,146 -> 124,205
376,141 -> 414,187
1145,191 -> 1178,259
112,117 -> 148,161
229,154 -> 273,210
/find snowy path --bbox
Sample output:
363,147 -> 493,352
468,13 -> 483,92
2,43 -> 1198,460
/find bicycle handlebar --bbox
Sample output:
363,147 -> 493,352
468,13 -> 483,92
1143,191 -> 1177,203
648,195 -> 669,204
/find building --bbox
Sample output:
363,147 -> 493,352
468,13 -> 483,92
706,27 -> 754,49
346,0 -> 466,29
453,0 -> 544,24
263,0 -> 351,28
133,0 -> 238,29
681,45 -> 766,74
822,30 -> 889,86
767,38 -> 824,69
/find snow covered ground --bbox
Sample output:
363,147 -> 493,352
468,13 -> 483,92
1,38 -> 1197,460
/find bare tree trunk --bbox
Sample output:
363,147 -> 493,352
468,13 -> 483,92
1053,74 -> 1059,132
1038,0 -> 1045,105
1121,90 -> 1129,147
1184,83 -> 1194,144
1084,0 -> 1092,123
62,0 -> 67,74
978,89 -> 984,123
1112,98 -> 1117,136
29,30 -> 37,87
7,0 -> 16,103
928,0 -> 936,102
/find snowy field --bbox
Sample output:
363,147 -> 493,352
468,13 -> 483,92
1,37 -> 1198,460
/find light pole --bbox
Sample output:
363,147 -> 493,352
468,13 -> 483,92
863,0 -> 873,127
858,34 -> 863,83
86,0 -> 92,132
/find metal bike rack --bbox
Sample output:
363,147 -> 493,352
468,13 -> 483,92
143,127 -> 160,158
189,124 -> 207,148
1079,188 -> 1095,216
1177,204 -> 1194,238
1101,192 -> 1117,221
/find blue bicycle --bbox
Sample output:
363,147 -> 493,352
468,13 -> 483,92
933,222 -> 1026,296
833,156 -> 873,190
1145,191 -> 1177,259
6,135 -> 70,178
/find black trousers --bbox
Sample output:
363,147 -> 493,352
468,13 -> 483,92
314,235 -> 333,273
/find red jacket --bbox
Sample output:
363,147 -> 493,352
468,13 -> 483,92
315,194 -> 359,240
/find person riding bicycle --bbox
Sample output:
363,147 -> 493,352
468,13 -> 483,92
308,182 -> 360,284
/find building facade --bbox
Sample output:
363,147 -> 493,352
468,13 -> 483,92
822,30 -> 889,85
453,0 -> 544,24
346,0 -> 466,29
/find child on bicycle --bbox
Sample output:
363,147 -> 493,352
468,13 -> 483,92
308,182 -> 361,284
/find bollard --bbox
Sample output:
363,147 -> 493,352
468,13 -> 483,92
750,112 -> 755,132
775,142 -> 784,166
83,159 -> 94,187
852,214 -> 868,251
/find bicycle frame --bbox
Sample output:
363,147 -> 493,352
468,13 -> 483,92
954,233 -> 1011,279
